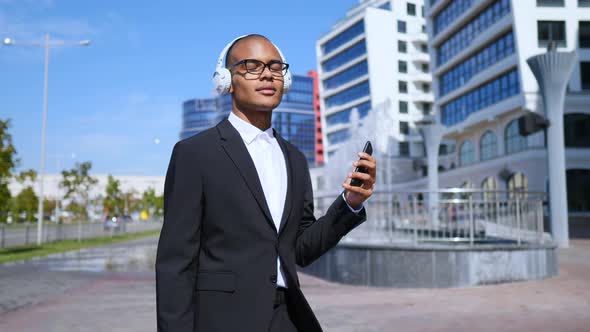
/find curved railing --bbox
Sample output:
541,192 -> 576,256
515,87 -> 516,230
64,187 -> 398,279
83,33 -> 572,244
314,188 -> 549,246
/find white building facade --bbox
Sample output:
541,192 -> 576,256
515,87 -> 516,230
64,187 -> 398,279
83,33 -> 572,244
424,0 -> 590,234
316,0 -> 433,161
10,174 -> 165,200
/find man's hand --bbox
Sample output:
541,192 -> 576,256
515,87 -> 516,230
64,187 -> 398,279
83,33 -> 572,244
342,152 -> 377,210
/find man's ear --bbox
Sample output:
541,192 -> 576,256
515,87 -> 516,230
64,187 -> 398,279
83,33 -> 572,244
228,75 -> 234,94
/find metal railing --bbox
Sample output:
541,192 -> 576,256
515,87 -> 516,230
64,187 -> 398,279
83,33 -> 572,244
0,219 -> 162,249
314,188 -> 549,246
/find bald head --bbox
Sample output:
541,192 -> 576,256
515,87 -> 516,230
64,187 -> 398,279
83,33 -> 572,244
225,34 -> 275,69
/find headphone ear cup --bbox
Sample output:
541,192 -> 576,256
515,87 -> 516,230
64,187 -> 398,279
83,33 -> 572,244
213,68 -> 232,95
283,71 -> 292,94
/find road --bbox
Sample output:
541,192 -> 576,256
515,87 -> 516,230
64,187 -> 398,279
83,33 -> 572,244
0,236 -> 589,331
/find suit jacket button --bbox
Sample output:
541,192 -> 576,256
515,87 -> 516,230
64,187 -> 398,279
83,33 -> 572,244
270,275 -> 277,284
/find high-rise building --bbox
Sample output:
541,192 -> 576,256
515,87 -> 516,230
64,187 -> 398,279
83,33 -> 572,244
425,0 -> 590,230
180,74 -> 317,165
316,0 -> 432,161
308,70 -> 326,165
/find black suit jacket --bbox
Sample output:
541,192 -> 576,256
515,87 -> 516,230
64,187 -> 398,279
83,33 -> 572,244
156,118 -> 367,332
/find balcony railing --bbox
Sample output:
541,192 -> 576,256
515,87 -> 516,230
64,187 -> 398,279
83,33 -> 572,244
314,188 -> 548,247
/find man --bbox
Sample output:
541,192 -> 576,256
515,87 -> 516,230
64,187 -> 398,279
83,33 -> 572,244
156,34 -> 377,332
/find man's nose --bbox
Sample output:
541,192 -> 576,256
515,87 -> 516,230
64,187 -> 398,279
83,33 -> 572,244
259,65 -> 273,80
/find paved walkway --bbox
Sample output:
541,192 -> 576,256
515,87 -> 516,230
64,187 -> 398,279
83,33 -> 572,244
0,237 -> 589,331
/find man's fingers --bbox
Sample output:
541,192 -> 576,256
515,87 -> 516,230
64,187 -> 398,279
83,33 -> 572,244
349,171 -> 372,182
352,159 -> 376,169
357,152 -> 374,160
342,182 -> 372,196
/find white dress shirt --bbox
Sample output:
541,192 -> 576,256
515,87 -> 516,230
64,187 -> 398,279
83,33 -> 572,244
228,112 -> 363,288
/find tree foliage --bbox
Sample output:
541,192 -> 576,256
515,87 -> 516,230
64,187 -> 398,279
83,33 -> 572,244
103,175 -> 124,215
141,187 -> 163,217
0,119 -> 18,223
13,186 -> 38,222
59,161 -> 98,221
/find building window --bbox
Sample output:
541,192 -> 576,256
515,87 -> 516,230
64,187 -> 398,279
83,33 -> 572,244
407,3 -> 416,16
398,40 -> 407,53
399,141 -> 410,156
482,176 -> 498,200
564,113 -> 590,147
379,1 -> 391,10
433,0 -> 476,36
480,131 -> 498,161
439,32 -> 516,96
581,0 -> 590,7
508,172 -> 528,198
326,101 -> 372,126
399,81 -> 408,93
567,169 -> 590,212
323,60 -> 369,89
582,62 -> 590,89
399,100 -> 408,113
422,103 -> 431,115
459,140 -> 475,166
400,121 -> 409,135
538,21 -> 566,47
441,69 -> 520,126
580,22 -> 590,48
321,41 -> 367,72
322,20 -> 365,54
420,44 -> 428,53
325,80 -> 370,108
422,25 -> 427,33
398,60 -> 408,73
421,5 -> 425,17
421,63 -> 429,73
460,181 -> 475,199
537,0 -> 564,6
505,119 -> 527,154
436,0 -> 511,65
423,83 -> 430,93
398,20 -> 407,33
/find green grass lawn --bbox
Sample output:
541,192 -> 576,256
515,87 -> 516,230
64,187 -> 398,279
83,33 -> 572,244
0,229 -> 161,264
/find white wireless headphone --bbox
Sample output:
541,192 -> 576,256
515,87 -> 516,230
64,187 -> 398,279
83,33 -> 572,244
212,34 -> 292,95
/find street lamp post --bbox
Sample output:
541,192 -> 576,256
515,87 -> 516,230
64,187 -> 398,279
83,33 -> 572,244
3,34 -> 90,245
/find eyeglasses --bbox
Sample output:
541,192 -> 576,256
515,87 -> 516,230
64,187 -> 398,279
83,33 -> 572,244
231,59 -> 289,77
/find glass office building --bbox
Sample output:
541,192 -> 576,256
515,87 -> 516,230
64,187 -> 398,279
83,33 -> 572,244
316,0 -> 433,161
180,74 -> 316,165
425,0 -> 590,234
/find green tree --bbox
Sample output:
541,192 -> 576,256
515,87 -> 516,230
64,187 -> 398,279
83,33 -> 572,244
14,187 -> 38,222
103,175 -> 124,215
59,161 -> 98,221
43,198 -> 57,217
0,119 -> 18,223
16,169 -> 37,183
141,187 -> 164,217
12,169 -> 40,222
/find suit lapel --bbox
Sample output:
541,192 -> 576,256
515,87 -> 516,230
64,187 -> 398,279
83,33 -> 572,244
275,130 -> 294,236
217,119 -> 275,231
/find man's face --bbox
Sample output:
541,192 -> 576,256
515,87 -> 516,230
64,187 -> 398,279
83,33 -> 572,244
228,37 -> 285,113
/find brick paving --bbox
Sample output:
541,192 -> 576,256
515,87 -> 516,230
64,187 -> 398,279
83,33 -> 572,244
0,237 -> 589,332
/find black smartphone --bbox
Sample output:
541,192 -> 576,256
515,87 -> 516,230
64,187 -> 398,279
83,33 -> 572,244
350,141 -> 373,187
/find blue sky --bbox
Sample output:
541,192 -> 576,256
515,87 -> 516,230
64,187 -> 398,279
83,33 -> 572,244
0,0 -> 359,176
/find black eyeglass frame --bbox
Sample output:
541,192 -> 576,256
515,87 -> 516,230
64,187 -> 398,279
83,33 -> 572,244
230,58 -> 290,77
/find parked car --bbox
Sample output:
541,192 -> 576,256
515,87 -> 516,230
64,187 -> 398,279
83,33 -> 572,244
103,215 -> 125,232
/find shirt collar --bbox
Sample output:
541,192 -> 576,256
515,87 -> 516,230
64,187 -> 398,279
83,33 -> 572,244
228,111 -> 274,145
